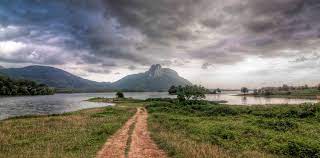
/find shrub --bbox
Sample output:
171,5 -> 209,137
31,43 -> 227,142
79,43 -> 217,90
274,140 -> 320,157
116,91 -> 124,98
168,85 -> 177,95
209,126 -> 236,145
255,119 -> 297,131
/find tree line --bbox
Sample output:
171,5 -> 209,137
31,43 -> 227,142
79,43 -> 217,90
0,76 -> 55,96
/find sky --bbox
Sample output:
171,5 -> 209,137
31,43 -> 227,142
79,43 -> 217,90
0,0 -> 320,89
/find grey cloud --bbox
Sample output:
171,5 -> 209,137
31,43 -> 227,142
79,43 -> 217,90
85,67 -> 111,74
128,65 -> 137,70
201,18 -> 222,29
201,63 -> 213,69
290,53 -> 320,63
1,0 -> 320,69
102,0 -> 211,41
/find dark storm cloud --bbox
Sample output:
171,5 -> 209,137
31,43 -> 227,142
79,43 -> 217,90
103,0 -> 210,41
201,18 -> 222,29
189,0 -> 320,65
99,0 -> 320,66
1,0 -> 320,69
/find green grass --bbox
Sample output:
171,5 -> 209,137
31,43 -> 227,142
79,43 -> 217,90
2,97 -> 320,158
0,106 -> 136,158
245,88 -> 320,99
147,101 -> 320,158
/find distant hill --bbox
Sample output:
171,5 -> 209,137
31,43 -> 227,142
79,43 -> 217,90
0,64 -> 192,92
113,64 -> 192,91
0,65 -> 113,91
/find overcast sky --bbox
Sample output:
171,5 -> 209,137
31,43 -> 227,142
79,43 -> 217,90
0,0 -> 320,89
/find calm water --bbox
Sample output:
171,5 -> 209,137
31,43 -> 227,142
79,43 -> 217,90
0,92 -> 318,120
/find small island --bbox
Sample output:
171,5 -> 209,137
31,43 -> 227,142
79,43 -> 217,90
237,84 -> 320,99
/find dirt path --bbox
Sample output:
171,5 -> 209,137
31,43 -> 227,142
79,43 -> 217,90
96,110 -> 137,158
128,108 -> 166,158
97,107 -> 166,158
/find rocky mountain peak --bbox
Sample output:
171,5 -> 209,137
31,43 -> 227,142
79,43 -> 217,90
147,64 -> 162,77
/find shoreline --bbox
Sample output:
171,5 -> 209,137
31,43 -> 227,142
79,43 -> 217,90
235,93 -> 320,100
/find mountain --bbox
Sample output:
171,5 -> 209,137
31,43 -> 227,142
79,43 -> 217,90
0,65 -> 113,91
113,64 -> 192,91
0,65 -> 4,69
0,64 -> 192,92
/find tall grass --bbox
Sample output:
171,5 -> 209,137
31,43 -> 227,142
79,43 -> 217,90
147,101 -> 320,157
0,107 -> 136,158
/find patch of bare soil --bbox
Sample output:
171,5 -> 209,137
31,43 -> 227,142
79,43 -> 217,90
128,108 -> 166,158
96,110 -> 137,158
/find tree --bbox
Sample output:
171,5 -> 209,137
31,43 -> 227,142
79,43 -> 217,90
176,85 -> 206,102
168,85 -> 177,95
253,89 -> 258,95
0,76 -> 55,96
212,90 -> 217,94
282,84 -> 289,91
317,84 -> 320,91
116,91 -> 125,98
216,88 -> 222,93
241,87 -> 249,95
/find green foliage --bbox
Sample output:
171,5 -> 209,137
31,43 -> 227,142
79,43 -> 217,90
116,91 -> 125,98
285,140 -> 320,157
176,85 -> 206,102
168,85 -> 177,95
241,87 -> 249,94
0,76 -> 55,96
147,101 -> 320,157
255,119 -> 297,131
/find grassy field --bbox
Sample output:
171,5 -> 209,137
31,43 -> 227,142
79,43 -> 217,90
2,97 -> 320,158
0,105 -> 136,158
147,100 -> 320,158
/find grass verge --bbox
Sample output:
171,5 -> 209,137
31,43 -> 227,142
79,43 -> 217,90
147,100 -> 320,158
0,106 -> 136,158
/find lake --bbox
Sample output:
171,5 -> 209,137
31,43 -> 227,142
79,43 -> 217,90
0,92 -> 318,120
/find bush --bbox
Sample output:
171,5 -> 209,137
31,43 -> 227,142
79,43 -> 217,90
168,85 -> 177,95
271,140 -> 320,157
209,126 -> 236,144
255,119 -> 297,131
116,91 -> 124,98
145,98 -> 177,103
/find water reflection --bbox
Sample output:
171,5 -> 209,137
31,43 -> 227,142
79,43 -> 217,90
241,96 -> 247,105
206,92 -> 318,105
